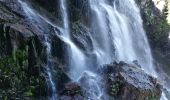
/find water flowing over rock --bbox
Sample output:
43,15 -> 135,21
60,82 -> 83,100
0,0 -> 169,100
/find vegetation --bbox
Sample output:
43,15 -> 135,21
0,46 -> 46,99
141,0 -> 170,49
148,93 -> 158,100
109,78 -> 123,96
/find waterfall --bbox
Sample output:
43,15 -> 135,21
89,0 -> 156,77
18,0 -> 169,99
58,0 -> 103,99
60,0 -> 70,38
89,0 -> 167,99
44,36 -> 58,100
59,0 -> 87,79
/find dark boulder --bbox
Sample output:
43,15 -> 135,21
100,61 -> 162,100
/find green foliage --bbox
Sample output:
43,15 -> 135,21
144,3 -> 170,43
154,18 -> 170,41
148,93 -> 157,100
0,47 -> 28,88
63,87 -> 82,96
0,46 -> 38,99
25,88 -> 33,97
110,80 -> 122,96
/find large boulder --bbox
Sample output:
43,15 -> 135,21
100,61 -> 162,100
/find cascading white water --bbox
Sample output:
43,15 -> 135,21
90,0 -> 156,77
59,0 -> 169,99
60,0 -> 70,38
58,0 -> 103,99
59,0 -> 87,79
89,0 -> 168,99
18,0 -> 169,99
45,36 -> 58,100
89,0 -> 114,65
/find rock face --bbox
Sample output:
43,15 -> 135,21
100,61 -> 162,100
0,0 -> 68,99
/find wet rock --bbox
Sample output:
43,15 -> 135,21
163,88 -> 170,99
53,65 -> 71,92
68,0 -> 90,22
100,61 -> 162,100
0,0 -> 65,99
60,95 -> 83,100
51,33 -> 68,64
78,71 -> 102,99
29,0 -> 57,14
71,22 -> 93,52
60,82 -> 83,100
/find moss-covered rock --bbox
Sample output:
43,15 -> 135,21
0,47 -> 47,99
100,61 -> 162,100
60,82 -> 83,100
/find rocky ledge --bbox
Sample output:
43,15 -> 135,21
100,61 -> 162,100
57,61 -> 162,100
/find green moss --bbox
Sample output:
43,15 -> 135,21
110,80 -> 122,96
148,93 -> 157,100
143,0 -> 170,46
154,19 -> 170,41
63,87 -> 82,96
0,46 -> 46,99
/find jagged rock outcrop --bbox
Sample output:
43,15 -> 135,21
99,61 -> 162,100
58,61 -> 162,100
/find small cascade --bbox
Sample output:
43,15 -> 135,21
89,0 -> 114,65
89,0 -> 156,77
18,1 -> 58,99
59,0 -> 87,79
44,36 -> 58,100
60,0 -> 70,38
58,0 -> 103,99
